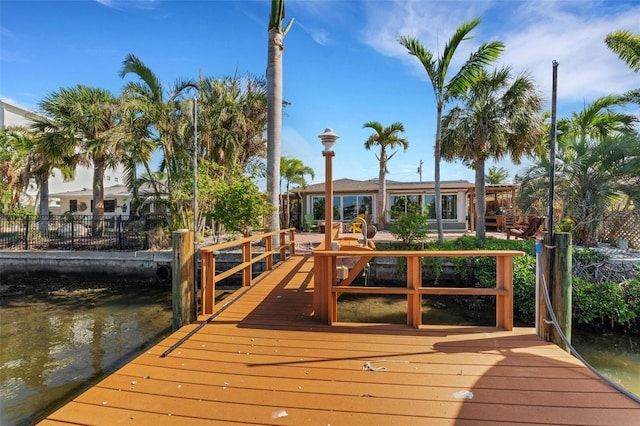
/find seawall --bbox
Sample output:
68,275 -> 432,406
0,250 -> 173,284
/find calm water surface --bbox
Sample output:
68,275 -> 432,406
0,286 -> 172,425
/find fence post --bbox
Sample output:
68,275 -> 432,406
116,215 -> 122,250
24,215 -> 30,250
540,232 -> 572,352
172,229 -> 195,331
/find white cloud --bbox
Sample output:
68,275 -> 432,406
361,0 -> 639,105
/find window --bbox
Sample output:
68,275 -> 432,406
311,195 -> 372,221
69,200 -> 78,212
104,200 -> 116,213
389,194 -> 421,219
424,194 -> 457,220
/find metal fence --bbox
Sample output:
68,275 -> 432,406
0,214 -> 167,251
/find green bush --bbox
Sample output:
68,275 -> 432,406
389,210 -> 429,246
573,278 -> 637,329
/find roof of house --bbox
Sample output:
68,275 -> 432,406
49,185 -> 131,198
290,178 -> 474,194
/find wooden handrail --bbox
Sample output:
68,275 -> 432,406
313,249 -> 524,330
200,228 -> 296,315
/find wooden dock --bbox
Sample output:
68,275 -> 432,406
41,254 -> 639,425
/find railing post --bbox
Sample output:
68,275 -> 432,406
242,240 -> 252,286
172,229 -> 195,330
201,250 -> 215,315
496,255 -> 514,330
407,255 -> 422,328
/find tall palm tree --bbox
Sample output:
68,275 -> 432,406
363,121 -> 409,229
280,157 -> 314,228
28,118 -> 77,231
266,0 -> 294,240
441,67 -> 544,240
399,18 -> 504,243
37,85 -> 121,236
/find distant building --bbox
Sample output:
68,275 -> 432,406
1,99 -> 129,213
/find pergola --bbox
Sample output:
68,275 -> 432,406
467,184 -> 520,232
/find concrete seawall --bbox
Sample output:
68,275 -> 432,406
0,250 -> 173,284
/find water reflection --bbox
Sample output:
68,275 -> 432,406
0,287 -> 171,425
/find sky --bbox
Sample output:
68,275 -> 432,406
2,0 -> 639,188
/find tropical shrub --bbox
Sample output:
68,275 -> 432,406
390,210 -> 429,246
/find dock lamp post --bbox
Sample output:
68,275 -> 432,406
319,128 -> 339,249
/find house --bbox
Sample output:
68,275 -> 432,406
290,178 -> 519,232
292,178 -> 469,231
1,99 -> 128,213
48,185 -> 133,216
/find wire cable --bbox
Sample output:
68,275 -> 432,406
537,255 -> 640,403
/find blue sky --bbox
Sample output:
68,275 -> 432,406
2,0 -> 639,187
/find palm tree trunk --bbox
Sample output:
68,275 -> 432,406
92,158 -> 106,236
378,161 -> 386,229
267,28 -> 283,242
435,107 -> 444,243
475,159 -> 487,241
37,173 -> 49,234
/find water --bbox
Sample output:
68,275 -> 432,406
572,327 -> 640,397
0,286 -> 172,425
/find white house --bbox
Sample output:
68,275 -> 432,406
1,99 -> 130,214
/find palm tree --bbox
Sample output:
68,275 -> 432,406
37,85 -> 121,236
517,95 -> 637,245
197,74 -> 267,170
441,67 -> 544,240
266,0 -> 294,240
363,121 -> 409,229
280,157 -> 314,228
399,18 -> 504,243
606,30 -> 640,72
486,166 -> 510,185
0,127 -> 33,212
27,118 -> 77,231
119,54 -> 195,184
120,53 -> 196,227
605,30 -> 640,104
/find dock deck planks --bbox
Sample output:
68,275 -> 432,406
40,254 -> 640,425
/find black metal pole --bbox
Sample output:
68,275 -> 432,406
548,60 -> 559,300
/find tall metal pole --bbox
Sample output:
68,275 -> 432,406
547,60 -> 559,326
192,97 -> 199,313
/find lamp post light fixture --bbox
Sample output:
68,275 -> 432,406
318,128 -> 339,250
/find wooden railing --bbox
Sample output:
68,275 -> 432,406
199,228 -> 296,315
313,249 -> 524,330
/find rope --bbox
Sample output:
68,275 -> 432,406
537,256 -> 640,403
362,360 -> 409,372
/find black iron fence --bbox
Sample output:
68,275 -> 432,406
0,214 -> 167,251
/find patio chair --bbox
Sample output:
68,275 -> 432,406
303,214 -> 318,232
506,216 -> 545,240
350,214 -> 366,234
